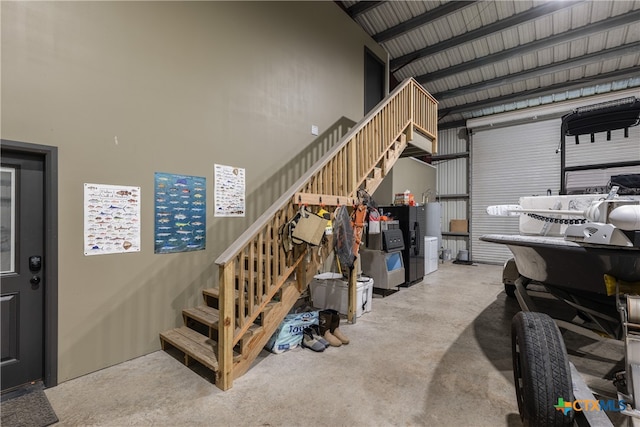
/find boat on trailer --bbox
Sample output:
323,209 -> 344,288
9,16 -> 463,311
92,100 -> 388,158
481,96 -> 640,426
483,194 -> 640,340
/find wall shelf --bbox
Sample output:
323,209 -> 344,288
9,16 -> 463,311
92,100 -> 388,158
436,140 -> 471,257
436,194 -> 469,200
442,232 -> 469,237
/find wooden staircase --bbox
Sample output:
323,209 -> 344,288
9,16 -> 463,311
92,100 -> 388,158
159,77 -> 438,390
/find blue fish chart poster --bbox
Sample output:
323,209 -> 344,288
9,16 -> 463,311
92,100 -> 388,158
154,173 -> 206,254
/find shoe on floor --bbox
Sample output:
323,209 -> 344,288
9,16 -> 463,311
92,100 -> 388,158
323,330 -> 342,347
301,328 -> 326,352
332,327 -> 349,344
309,325 -> 329,348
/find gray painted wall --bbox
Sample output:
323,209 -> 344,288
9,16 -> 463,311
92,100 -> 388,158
373,157 -> 437,207
1,1 -> 387,382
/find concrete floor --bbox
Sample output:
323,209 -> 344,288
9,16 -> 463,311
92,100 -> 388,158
44,262 -> 626,426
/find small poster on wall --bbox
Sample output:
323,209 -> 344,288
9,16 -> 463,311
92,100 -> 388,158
214,163 -> 245,217
154,172 -> 206,254
84,183 -> 141,256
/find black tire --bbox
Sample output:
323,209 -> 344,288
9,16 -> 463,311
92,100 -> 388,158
505,283 -> 516,298
511,311 -> 574,426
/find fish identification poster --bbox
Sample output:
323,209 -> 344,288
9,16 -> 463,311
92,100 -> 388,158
214,164 -> 245,217
84,183 -> 141,256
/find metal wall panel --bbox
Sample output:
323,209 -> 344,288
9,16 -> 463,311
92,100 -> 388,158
435,127 -> 469,256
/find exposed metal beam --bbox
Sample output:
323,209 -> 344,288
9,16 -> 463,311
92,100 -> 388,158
432,42 -> 640,101
437,68 -> 640,117
416,10 -> 640,84
432,152 -> 470,161
400,147 -> 429,158
373,1 -> 475,43
438,119 -> 468,130
390,0 -> 581,72
345,1 -> 385,18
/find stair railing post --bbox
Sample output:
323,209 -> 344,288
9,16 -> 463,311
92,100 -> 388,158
410,81 -> 415,126
348,138 -> 358,197
218,261 -> 236,391
347,258 -> 359,324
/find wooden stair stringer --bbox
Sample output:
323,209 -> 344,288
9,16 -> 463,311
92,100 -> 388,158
350,133 -> 409,199
364,166 -> 383,195
231,280 -> 303,380
382,133 -> 408,178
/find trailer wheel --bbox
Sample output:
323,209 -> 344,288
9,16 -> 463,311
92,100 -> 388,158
512,311 -> 574,426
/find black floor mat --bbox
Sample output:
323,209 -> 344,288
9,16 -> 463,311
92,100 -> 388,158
1,382 -> 58,427
452,259 -> 474,265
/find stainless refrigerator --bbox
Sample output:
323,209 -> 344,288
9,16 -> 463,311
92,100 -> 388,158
379,205 -> 426,284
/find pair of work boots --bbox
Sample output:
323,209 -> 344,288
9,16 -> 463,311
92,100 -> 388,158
319,309 -> 349,347
300,309 -> 350,352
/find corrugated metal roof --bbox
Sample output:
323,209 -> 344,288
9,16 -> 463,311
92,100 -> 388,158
339,0 -> 640,129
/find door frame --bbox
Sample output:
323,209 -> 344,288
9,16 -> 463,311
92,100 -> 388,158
1,139 -> 58,388
364,47 -> 386,115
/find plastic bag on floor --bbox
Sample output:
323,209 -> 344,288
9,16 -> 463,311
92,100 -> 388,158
265,311 -> 319,354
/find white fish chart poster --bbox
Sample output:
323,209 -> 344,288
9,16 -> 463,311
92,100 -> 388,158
214,164 -> 245,217
154,173 -> 206,254
84,183 -> 141,256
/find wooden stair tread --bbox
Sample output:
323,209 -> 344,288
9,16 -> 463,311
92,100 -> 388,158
159,326 -> 219,371
183,305 -> 219,327
203,287 -> 239,300
183,305 -> 263,338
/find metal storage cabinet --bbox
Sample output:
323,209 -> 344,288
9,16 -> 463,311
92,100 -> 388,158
379,205 -> 426,284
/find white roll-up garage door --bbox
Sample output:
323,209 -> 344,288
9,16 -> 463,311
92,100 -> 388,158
471,117 -> 640,264
468,90 -> 640,264
471,119 -> 561,264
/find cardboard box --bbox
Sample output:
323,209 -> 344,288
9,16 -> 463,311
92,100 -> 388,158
309,273 -> 373,318
450,219 -> 468,233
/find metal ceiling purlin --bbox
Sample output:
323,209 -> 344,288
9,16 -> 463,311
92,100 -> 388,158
344,1 -> 386,18
415,10 -> 640,85
341,0 -> 639,126
438,68 -> 640,117
373,1 -> 476,43
389,0 -> 581,73
432,42 -> 640,101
